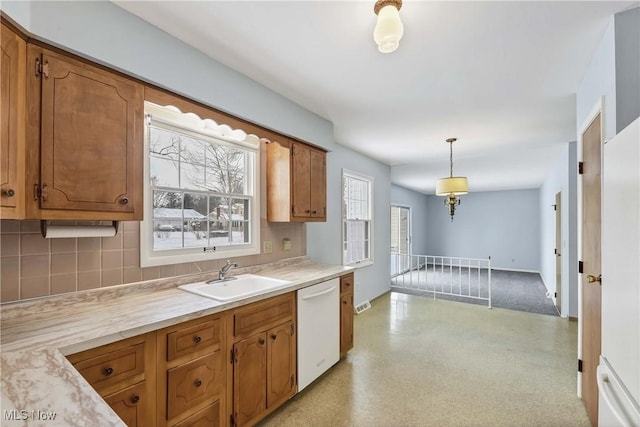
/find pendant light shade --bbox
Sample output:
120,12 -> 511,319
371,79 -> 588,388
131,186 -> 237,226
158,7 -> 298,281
436,138 -> 468,221
435,177 -> 468,196
373,0 -> 404,53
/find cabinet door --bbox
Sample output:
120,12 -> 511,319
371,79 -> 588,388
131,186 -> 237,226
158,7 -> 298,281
38,49 -> 142,216
172,400 -> 219,427
291,143 -> 310,218
309,149 -> 326,219
340,293 -> 354,356
0,23 -> 25,216
103,381 -> 149,427
233,333 -> 267,426
266,321 -> 295,408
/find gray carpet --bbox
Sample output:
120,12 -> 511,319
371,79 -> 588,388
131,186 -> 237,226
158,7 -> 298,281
391,268 -> 559,316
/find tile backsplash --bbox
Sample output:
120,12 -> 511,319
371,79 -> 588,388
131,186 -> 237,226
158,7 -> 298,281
0,219 -> 305,303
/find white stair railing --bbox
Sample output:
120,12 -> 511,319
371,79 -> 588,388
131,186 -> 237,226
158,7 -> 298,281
390,253 -> 492,308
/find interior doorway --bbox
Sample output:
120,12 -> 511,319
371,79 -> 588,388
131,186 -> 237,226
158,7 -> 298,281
555,191 -> 562,313
580,112 -> 602,426
390,205 -> 411,276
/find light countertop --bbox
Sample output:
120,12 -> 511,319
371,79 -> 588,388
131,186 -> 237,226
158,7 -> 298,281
0,257 -> 353,426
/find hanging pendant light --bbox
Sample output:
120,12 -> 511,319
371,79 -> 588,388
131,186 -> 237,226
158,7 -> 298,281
436,138 -> 468,221
373,0 -> 404,53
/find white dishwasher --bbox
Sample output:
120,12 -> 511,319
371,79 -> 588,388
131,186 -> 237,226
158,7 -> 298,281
297,278 -> 340,391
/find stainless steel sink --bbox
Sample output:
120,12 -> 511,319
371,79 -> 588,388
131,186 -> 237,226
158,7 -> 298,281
179,274 -> 292,302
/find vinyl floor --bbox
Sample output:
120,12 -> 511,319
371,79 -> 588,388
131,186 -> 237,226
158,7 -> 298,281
259,292 -> 589,427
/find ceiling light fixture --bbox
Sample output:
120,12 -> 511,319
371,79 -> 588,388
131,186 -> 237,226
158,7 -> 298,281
436,138 -> 468,221
373,0 -> 404,53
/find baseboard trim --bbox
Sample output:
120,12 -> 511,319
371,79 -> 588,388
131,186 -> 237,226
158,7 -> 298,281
490,267 -> 541,274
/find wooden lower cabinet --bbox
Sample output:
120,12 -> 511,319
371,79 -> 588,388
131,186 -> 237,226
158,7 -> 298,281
340,273 -> 355,357
157,314 -> 225,427
229,293 -> 296,427
266,321 -> 296,408
103,381 -> 149,427
67,333 -> 156,427
233,333 -> 267,425
173,401 -> 220,427
67,290 -> 357,426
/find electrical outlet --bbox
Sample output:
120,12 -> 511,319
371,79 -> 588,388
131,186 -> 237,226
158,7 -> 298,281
283,238 -> 291,251
263,240 -> 273,254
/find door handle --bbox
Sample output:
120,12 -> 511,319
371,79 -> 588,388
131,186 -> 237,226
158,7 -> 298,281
301,286 -> 337,300
587,274 -> 602,284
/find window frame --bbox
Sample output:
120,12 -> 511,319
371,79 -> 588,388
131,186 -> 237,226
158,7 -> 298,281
341,169 -> 374,267
140,102 -> 260,267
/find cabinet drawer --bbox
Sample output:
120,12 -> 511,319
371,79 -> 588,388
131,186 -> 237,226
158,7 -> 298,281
340,273 -> 354,295
167,352 -> 221,420
103,381 -> 148,427
172,400 -> 220,427
70,342 -> 145,392
167,319 -> 221,362
233,293 -> 294,339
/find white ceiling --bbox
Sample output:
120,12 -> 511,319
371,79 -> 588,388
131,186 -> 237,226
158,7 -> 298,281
114,0 -> 634,194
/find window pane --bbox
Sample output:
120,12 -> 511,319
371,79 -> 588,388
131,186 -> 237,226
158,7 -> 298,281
153,190 -> 182,210
209,196 -> 231,246
149,127 -> 180,160
180,135 -> 205,165
231,198 -> 250,244
153,220 -> 182,251
205,146 -> 247,194
181,162 -> 206,190
183,193 -> 208,248
150,157 -> 179,188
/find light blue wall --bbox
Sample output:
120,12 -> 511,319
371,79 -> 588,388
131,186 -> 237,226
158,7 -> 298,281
1,1 -> 335,151
539,142 -> 578,317
615,7 -> 640,133
390,185 -> 429,256
576,17 -> 616,139
424,189 -> 541,272
307,145 -> 391,306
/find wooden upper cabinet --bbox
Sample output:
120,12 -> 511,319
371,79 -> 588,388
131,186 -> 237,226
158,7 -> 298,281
0,22 -> 26,218
26,45 -> 143,220
266,139 -> 326,222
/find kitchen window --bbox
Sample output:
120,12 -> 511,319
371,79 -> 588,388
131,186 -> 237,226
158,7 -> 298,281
342,170 -> 373,266
141,102 -> 260,267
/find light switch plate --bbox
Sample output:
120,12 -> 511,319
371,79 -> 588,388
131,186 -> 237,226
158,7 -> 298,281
283,238 -> 291,251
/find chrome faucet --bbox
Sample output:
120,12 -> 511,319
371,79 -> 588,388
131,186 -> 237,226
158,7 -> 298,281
218,260 -> 238,281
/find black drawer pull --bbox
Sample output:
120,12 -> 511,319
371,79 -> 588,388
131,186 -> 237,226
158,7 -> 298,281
130,395 -> 139,404
194,379 -> 202,388
103,367 -> 114,376
193,335 -> 202,344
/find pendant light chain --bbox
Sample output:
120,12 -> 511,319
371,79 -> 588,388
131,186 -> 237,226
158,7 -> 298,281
449,140 -> 454,178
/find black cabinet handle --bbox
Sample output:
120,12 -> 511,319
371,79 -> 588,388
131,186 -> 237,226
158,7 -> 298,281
130,395 -> 139,404
103,367 -> 114,376
258,338 -> 265,345
120,197 -> 129,205
3,189 -> 15,197
193,335 -> 202,344
194,379 -> 202,388
271,334 -> 277,340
